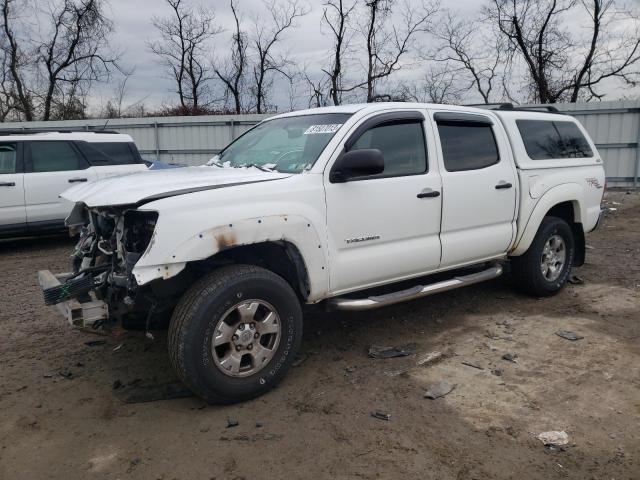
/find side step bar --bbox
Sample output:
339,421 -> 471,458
327,264 -> 504,311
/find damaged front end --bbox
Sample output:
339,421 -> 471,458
38,204 -> 161,329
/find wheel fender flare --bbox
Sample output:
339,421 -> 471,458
511,183 -> 584,257
132,215 -> 328,300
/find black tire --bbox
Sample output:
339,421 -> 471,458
168,264 -> 303,404
510,216 -> 575,297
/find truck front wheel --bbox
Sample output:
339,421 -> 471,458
510,216 -> 575,297
168,265 -> 303,404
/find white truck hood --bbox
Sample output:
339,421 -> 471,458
61,166 -> 291,207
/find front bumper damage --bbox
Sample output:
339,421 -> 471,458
38,270 -> 109,327
38,204 -> 163,329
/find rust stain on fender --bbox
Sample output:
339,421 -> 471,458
215,232 -> 237,250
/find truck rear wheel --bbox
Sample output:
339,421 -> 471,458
510,216 -> 575,297
168,264 -> 303,404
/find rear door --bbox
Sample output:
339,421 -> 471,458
80,141 -> 148,179
0,141 -> 26,233
431,110 -> 518,267
23,141 -> 97,227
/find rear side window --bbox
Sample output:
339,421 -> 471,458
90,142 -> 140,165
350,121 -> 427,177
437,124 -> 499,172
516,120 -> 593,160
0,143 -> 17,174
27,141 -> 88,172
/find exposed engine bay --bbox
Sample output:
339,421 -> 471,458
46,205 -> 162,329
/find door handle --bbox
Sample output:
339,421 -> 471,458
495,181 -> 512,190
0,182 -> 16,187
417,189 -> 440,198
68,178 -> 88,183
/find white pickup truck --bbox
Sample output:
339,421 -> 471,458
39,103 -> 605,404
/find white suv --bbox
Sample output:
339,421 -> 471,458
0,131 -> 148,237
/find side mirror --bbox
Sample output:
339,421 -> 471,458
330,149 -> 384,183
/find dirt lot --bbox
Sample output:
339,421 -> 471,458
1,190 -> 639,480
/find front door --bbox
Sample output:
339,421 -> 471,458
431,110 -> 518,267
325,111 -> 442,294
0,142 -> 26,233
23,140 -> 97,226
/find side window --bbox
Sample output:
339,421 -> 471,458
350,121 -> 427,176
0,143 -> 17,174
91,142 -> 140,165
516,120 -> 593,160
437,123 -> 499,172
27,141 -> 88,172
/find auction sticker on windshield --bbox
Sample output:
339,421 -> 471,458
304,124 -> 343,135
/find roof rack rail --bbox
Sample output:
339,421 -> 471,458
0,128 -> 120,136
462,103 -> 563,114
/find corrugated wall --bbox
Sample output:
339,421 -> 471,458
0,114 -> 270,166
1,102 -> 638,186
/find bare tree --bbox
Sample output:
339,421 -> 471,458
213,0 -> 247,113
433,11 -> 504,104
1,0 -> 34,120
0,43 -> 16,121
487,0 -> 640,103
249,0 -> 307,114
304,70 -> 329,107
149,0 -> 220,113
341,0 -> 438,102
320,0 -> 356,105
399,65 -> 466,104
38,0 -> 119,120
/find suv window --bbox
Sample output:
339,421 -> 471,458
91,142 -> 140,165
437,123 -> 499,172
516,120 -> 593,160
0,143 -> 17,174
28,141 -> 88,172
350,121 -> 427,177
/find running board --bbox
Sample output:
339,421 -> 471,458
327,264 -> 504,311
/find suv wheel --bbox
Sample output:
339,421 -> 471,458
511,216 -> 575,297
168,265 -> 303,404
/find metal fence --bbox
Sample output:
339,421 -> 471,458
1,101 -> 639,186
0,114 -> 270,166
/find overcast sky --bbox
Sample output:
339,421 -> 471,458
93,0 -> 635,113
94,0 -> 483,113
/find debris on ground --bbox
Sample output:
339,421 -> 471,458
58,370 -> 73,379
226,418 -> 239,428
424,380 -> 457,399
113,382 -> 194,403
416,350 -> 443,366
84,340 -> 106,347
555,330 -> 584,341
112,380 -> 123,390
537,431 -> 570,450
113,343 -> 124,352
461,360 -> 484,370
568,275 -> 585,285
502,353 -> 518,363
370,410 -> 391,421
368,344 -> 417,359
491,369 -> 504,377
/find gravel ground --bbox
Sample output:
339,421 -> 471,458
0,190 -> 639,480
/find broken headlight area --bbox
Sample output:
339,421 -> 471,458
44,206 -> 161,328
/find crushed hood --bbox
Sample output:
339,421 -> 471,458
61,166 -> 291,207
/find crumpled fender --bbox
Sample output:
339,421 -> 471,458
131,214 -> 328,301
510,183 -> 585,256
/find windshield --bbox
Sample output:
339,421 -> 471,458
209,113 -> 352,173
